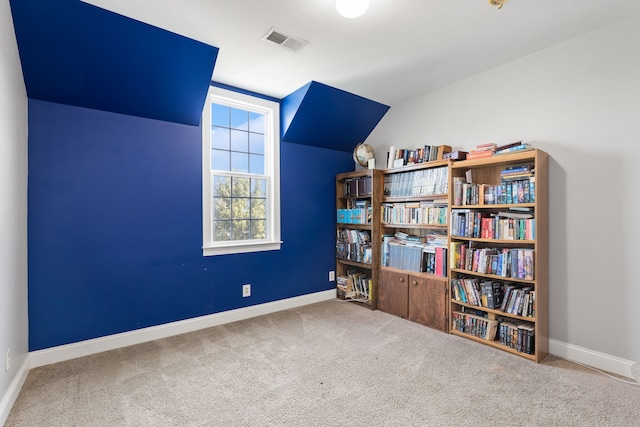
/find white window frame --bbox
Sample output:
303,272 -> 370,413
202,86 -> 281,256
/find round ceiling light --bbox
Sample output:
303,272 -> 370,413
336,0 -> 370,19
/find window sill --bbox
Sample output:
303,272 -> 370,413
203,241 -> 283,256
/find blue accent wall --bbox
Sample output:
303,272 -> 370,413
28,99 -> 353,351
282,81 -> 390,152
11,0 -> 218,126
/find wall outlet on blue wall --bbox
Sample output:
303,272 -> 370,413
329,271 -> 335,281
242,284 -> 251,297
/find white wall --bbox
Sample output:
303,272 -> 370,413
0,0 -> 29,422
367,14 -> 640,367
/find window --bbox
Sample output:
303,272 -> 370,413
202,86 -> 281,256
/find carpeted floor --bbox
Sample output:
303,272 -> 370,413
6,300 -> 640,426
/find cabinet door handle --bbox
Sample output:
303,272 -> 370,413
399,277 -> 404,282
412,280 -> 418,286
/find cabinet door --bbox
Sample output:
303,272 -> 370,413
378,269 -> 408,318
408,275 -> 448,331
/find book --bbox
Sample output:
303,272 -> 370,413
495,143 -> 533,155
496,210 -> 533,219
523,249 -> 534,280
466,150 -> 494,160
435,247 -> 447,277
443,150 -> 468,160
495,141 -> 523,152
387,146 -> 396,169
472,142 -> 498,152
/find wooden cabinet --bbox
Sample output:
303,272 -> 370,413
448,149 -> 548,362
377,268 -> 409,318
407,274 -> 448,331
378,267 -> 448,331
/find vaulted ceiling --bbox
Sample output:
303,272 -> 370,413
10,1 -> 640,151
80,0 -> 640,106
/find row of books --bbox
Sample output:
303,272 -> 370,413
337,229 -> 370,245
386,145 -> 452,168
449,244 -> 534,280
342,176 -> 372,197
452,310 -> 536,354
336,269 -> 372,302
381,201 -> 448,226
498,318 -> 536,354
453,176 -> 535,206
450,209 -> 535,240
466,141 -> 533,160
451,278 -> 503,309
383,166 -> 449,197
502,284 -> 536,317
384,241 -> 424,272
423,246 -> 448,277
336,243 -> 372,264
451,278 -> 536,318
381,232 -> 447,276
336,229 -> 372,264
336,207 -> 370,224
451,311 -> 498,341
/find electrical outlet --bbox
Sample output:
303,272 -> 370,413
329,270 -> 335,281
5,349 -> 10,372
242,284 -> 251,297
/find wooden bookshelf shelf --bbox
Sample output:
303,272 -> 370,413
450,236 -> 535,245
450,268 -> 536,284
450,330 -> 537,361
337,259 -> 373,269
337,223 -> 373,231
451,300 -> 537,322
382,223 -> 448,230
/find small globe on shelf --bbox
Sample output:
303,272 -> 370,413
353,143 -> 375,168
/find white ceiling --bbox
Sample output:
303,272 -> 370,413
82,0 -> 640,107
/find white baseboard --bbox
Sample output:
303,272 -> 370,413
30,290 -> 336,369
549,338 -> 638,380
0,358 -> 29,426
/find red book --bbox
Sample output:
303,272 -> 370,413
466,150 -> 495,160
435,247 -> 446,277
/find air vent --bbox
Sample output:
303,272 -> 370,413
262,27 -> 308,52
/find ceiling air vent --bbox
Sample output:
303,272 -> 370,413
262,27 -> 308,52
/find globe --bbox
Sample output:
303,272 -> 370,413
353,143 -> 375,168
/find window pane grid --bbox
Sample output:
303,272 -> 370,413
212,174 -> 268,241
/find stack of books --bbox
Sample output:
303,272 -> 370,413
494,141 -> 533,155
466,141 -> 534,160
466,143 -> 497,160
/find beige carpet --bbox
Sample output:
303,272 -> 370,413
6,300 -> 640,426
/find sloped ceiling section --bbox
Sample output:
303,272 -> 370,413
282,81 -> 390,152
10,0 -> 218,126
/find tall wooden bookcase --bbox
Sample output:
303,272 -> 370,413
377,160 -> 450,331
448,149 -> 548,362
335,148 -> 548,362
335,169 -> 382,309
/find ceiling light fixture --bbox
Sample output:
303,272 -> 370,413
336,0 -> 370,19
489,0 -> 509,9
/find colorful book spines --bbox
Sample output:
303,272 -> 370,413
451,211 -> 535,240
336,208 -> 367,224
450,247 -> 534,280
